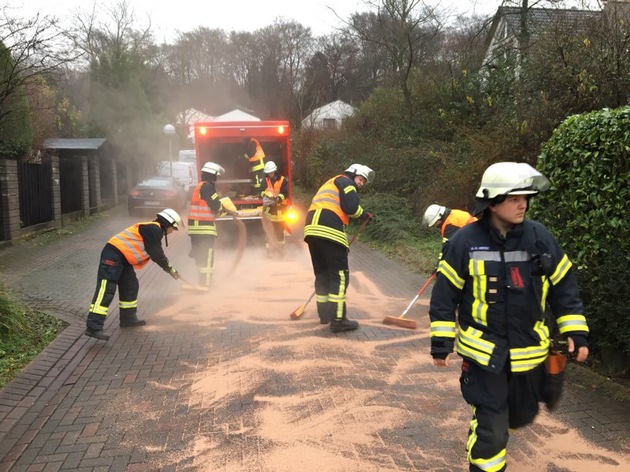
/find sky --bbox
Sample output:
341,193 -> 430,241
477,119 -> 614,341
12,0 -> 505,42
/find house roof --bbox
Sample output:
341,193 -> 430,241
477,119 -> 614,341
497,6 -> 600,37
302,100 -> 356,127
212,109 -> 260,121
43,138 -> 106,150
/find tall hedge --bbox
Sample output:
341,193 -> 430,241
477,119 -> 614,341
533,106 -> 630,362
0,41 -> 33,158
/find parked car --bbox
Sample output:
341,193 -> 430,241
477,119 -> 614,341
157,161 -> 198,197
127,176 -> 187,216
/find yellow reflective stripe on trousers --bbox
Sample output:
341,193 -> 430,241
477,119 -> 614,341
469,259 -> 489,326
467,405 -> 507,472
119,300 -> 138,309
556,314 -> 589,333
437,260 -> 464,290
430,321 -> 457,338
89,279 -> 109,315
316,295 -> 328,303
328,270 -> 346,320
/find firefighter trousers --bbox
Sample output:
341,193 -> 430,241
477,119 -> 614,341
189,235 -> 216,286
305,237 -> 349,323
460,360 -> 546,472
87,244 -> 139,331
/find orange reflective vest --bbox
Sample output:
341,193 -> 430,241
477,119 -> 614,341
188,182 -> 217,236
265,176 -> 286,200
308,175 -> 349,225
108,222 -> 160,269
441,210 -> 477,239
244,138 -> 265,173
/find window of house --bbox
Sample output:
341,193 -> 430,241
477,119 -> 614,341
323,118 -> 337,129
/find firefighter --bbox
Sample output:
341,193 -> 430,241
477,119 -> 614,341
261,160 -> 289,255
188,161 -> 226,286
85,208 -> 182,341
304,163 -> 374,333
423,204 -> 477,269
244,138 -> 266,190
429,162 -> 589,472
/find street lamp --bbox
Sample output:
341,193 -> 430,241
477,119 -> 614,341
163,124 -> 176,177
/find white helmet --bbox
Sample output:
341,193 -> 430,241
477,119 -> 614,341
264,161 -> 278,173
345,163 -> 375,184
201,162 -> 225,176
475,162 -> 550,200
157,208 -> 183,230
423,204 -> 447,227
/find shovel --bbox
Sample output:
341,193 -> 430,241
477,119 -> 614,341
382,272 -> 437,329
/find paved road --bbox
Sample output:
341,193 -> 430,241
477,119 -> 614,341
0,206 -> 628,471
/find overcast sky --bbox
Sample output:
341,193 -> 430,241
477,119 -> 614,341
11,0 -> 504,41
10,0 -> 601,42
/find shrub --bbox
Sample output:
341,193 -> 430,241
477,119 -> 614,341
533,106 -> 630,360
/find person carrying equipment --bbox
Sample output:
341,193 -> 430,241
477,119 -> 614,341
429,162 -> 589,472
188,162 -> 226,286
85,208 -> 183,341
303,163 -> 375,333
244,138 -> 266,190
261,160 -> 289,255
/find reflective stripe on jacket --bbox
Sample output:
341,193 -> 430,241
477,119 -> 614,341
264,175 -> 287,223
108,222 -> 160,269
188,181 -> 217,236
244,138 -> 265,173
429,218 -> 588,374
303,174 -> 364,248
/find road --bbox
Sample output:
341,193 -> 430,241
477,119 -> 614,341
0,205 -> 628,471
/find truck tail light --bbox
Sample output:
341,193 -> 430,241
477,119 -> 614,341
198,126 -> 208,136
277,125 -> 285,135
285,207 -> 299,225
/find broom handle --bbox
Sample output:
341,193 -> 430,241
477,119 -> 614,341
400,273 -> 437,318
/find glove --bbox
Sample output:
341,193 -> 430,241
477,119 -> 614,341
169,267 -> 180,280
364,211 -> 375,222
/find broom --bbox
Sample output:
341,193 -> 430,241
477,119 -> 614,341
289,218 -> 369,320
382,272 -> 437,329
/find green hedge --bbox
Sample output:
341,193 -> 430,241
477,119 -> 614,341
533,106 -> 630,361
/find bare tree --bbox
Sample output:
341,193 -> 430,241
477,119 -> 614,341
347,0 -> 445,116
0,5 -> 75,129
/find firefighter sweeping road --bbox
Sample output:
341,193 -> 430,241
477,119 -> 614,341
0,205 -> 629,471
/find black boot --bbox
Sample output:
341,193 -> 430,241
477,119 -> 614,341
85,313 -> 110,340
119,312 -> 146,327
330,318 -> 359,333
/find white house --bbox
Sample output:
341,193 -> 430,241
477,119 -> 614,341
180,108 -> 260,141
301,100 -> 355,130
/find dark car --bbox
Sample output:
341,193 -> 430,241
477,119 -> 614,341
127,176 -> 187,216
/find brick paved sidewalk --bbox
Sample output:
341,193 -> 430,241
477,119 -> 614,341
0,207 -> 628,471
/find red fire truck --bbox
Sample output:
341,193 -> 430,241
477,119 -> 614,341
193,120 -> 298,227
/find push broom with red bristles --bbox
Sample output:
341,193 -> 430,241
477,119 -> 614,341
382,272 -> 437,329
290,218 -> 369,320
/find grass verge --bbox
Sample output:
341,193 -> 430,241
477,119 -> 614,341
0,289 -> 67,389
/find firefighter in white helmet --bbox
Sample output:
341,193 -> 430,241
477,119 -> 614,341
423,203 -> 477,270
429,162 -> 588,472
188,161 -> 226,286
85,208 -> 182,341
303,163 -> 375,332
261,160 -> 289,255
